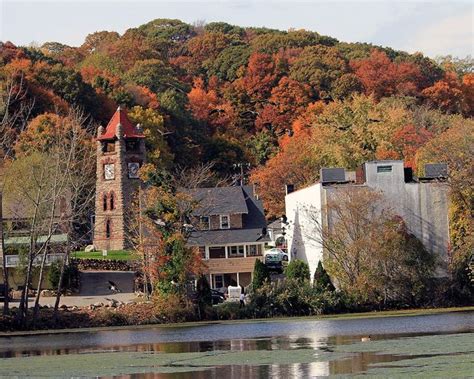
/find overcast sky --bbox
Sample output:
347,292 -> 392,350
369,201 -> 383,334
1,0 -> 473,58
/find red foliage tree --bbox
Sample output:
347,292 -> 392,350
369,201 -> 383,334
392,124 -> 433,169
234,52 -> 278,100
350,50 -> 423,99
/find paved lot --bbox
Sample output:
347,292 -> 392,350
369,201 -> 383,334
6,271 -> 138,308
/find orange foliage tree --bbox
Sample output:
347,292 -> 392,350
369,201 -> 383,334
422,72 -> 464,114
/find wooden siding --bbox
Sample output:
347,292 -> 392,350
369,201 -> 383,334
203,256 -> 263,274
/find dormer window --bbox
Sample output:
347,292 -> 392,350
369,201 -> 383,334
200,216 -> 210,230
220,215 -> 230,229
101,142 -> 115,153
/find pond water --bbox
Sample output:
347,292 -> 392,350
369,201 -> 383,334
0,310 -> 473,377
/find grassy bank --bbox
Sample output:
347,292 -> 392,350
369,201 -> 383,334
72,250 -> 133,261
1,305 -> 473,336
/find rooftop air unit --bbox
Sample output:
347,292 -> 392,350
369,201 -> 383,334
425,163 -> 448,179
320,168 -> 346,184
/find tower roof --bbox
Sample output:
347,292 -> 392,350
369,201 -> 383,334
98,106 -> 145,140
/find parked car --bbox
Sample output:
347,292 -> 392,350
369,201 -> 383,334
211,289 -> 225,305
0,284 -> 10,302
264,248 -> 288,272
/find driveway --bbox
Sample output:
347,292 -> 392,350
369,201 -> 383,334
78,271 -> 135,296
3,271 -> 139,308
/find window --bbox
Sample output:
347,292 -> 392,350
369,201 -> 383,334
110,192 -> 115,210
209,246 -> 226,259
247,244 -> 262,256
229,245 -> 244,258
103,194 -> 108,211
220,215 -> 230,229
105,219 -> 111,239
200,216 -> 210,230
214,275 -> 224,289
377,165 -> 392,173
11,221 -> 29,231
198,246 -> 206,259
125,140 -> 139,152
102,142 -> 115,153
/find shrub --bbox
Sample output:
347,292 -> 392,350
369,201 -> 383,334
213,302 -> 249,320
153,293 -> 196,323
285,260 -> 310,282
48,261 -> 79,291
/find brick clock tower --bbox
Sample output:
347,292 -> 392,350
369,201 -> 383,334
93,107 -> 145,251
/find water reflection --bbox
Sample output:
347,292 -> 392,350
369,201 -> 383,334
0,311 -> 473,378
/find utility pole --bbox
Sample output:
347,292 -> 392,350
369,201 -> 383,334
233,163 -> 250,186
0,191 -> 9,314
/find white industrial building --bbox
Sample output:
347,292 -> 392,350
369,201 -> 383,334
284,160 -> 450,278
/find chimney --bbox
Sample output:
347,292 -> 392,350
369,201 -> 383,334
97,125 -> 104,138
404,167 -> 413,183
115,123 -> 123,139
285,184 -> 295,195
355,165 -> 365,184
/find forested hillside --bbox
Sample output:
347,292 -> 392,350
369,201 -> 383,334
0,19 -> 472,254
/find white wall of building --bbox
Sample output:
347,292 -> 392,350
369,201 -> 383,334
285,183 -> 323,279
364,161 -> 449,265
284,160 -> 450,279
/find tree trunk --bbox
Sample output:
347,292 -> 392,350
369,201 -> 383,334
32,243 -> 50,323
53,248 -> 69,323
0,192 -> 9,315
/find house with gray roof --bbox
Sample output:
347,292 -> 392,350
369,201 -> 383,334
187,186 -> 269,291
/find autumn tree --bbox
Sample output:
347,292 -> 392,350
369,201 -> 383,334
255,76 -> 312,134
128,105 -> 174,168
304,187 -> 436,305
234,52 -> 279,101
290,45 -> 348,97
4,109 -> 95,324
129,166 -> 203,300
350,50 -> 423,99
391,124 -> 433,169
422,72 -> 464,114
416,122 -> 474,302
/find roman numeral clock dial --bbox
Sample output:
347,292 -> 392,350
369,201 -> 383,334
128,162 -> 140,178
104,163 -> 115,180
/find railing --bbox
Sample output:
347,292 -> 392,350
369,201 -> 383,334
5,253 -> 64,268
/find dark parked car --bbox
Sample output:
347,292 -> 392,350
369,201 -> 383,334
0,284 -> 10,302
211,289 -> 225,305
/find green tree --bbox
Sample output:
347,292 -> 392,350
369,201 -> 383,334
252,259 -> 270,291
313,261 -> 335,293
289,45 -> 348,96
285,259 -> 310,282
196,274 -> 212,307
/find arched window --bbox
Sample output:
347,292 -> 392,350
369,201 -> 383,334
105,219 -> 111,239
103,194 -> 108,211
109,192 -> 115,210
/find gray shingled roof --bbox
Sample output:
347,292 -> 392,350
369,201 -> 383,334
187,186 -> 269,246
185,186 -> 248,215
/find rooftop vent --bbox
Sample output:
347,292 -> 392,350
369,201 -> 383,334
320,168 -> 346,184
285,184 -> 295,195
425,163 -> 448,178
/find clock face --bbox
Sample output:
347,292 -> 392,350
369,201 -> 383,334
128,162 -> 140,179
104,163 -> 115,180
